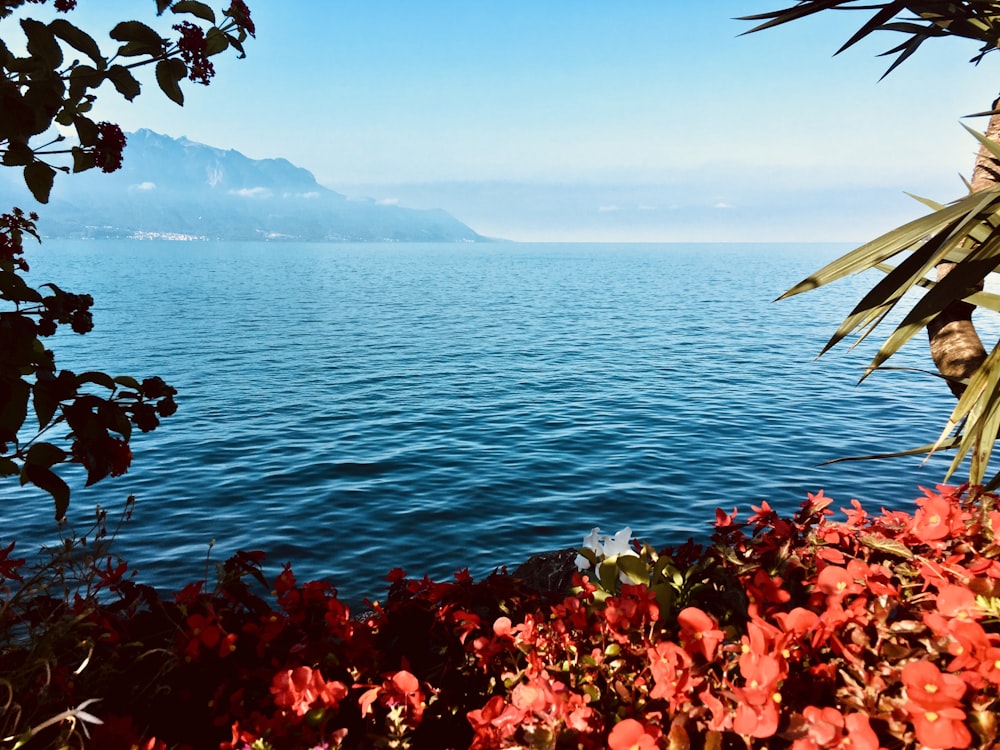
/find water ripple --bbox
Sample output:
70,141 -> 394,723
4,241 -> 965,603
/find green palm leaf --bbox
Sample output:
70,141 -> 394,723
932,342 -> 1000,484
747,2 -> 1000,484
867,227 -> 1000,375
778,190 -> 998,301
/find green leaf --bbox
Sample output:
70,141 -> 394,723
24,161 -> 55,203
224,32 -> 246,58
78,371 -> 116,390
171,1 -> 216,24
110,21 -> 166,56
963,121 -> 1000,162
20,18 -> 62,69
113,375 -> 141,390
0,268 -> 43,303
22,463 -> 70,520
155,58 -> 186,105
0,458 -> 18,477
2,139 -> 33,167
67,64 -> 104,100
71,146 -> 96,173
575,548 -> 598,569
933,342 -> 1000,481
204,26 -> 229,56
26,442 -> 67,468
833,4 -> 902,55
820,223 -> 956,358
905,191 -> 946,212
865,236 -> 1000,374
857,534 -> 914,560
778,189 -> 998,300
74,115 -> 98,145
597,560 -> 619,593
49,19 -> 104,66
32,381 -> 60,428
0,377 -> 30,440
615,554 -> 651,586
98,401 -> 131,440
106,64 -> 141,101
156,0 -> 171,13
876,263 -> 1000,312
818,436 -> 962,464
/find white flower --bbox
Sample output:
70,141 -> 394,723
575,526 -> 638,573
582,527 -> 603,553
575,527 -> 602,570
601,527 -> 637,559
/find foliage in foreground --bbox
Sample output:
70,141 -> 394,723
744,1 -> 1000,488
3,485 -> 1000,749
1,0 -> 255,521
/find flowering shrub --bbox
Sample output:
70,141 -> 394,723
1,1 -> 256,520
3,484 -> 1000,748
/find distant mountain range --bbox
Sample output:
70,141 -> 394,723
13,129 -> 488,242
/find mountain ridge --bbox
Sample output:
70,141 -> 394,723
9,129 -> 489,243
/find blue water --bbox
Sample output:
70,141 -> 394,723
3,241 -> 973,603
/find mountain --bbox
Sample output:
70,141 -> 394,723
17,129 -> 488,242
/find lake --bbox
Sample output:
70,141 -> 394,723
3,240 -> 972,604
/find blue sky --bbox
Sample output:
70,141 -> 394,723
12,2 -> 1000,241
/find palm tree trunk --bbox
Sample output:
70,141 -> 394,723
926,99 -> 1000,397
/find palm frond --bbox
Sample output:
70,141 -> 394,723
739,1 -> 1000,73
932,342 -> 1000,484
819,435 -> 962,465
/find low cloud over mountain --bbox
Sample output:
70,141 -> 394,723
25,130 -> 487,242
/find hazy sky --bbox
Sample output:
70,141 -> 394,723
12,2 -> 1000,241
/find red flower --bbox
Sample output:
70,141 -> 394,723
910,706 -> 972,749
94,122 -> 127,173
911,489 -> 959,542
466,696 -> 523,747
386,567 -> 406,582
387,670 -> 425,723
698,687 -> 729,732
816,565 -> 862,600
93,556 -> 129,591
0,541 -> 25,581
648,641 -> 695,709
902,660 -> 967,709
842,713 -> 881,750
922,615 -> 991,671
935,584 -> 982,621
217,631 -> 238,657
840,498 -> 869,527
901,661 -> 973,747
359,670 -> 426,727
608,718 -> 661,750
791,707 -> 880,750
270,666 -> 347,717
173,21 -> 215,84
794,706 -> 845,748
732,695 -> 781,739
184,611 -> 221,659
226,0 -> 255,35
744,569 -> 792,615
774,607 -> 820,638
978,646 -> 1000,684
512,680 -> 550,713
677,606 -> 723,661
